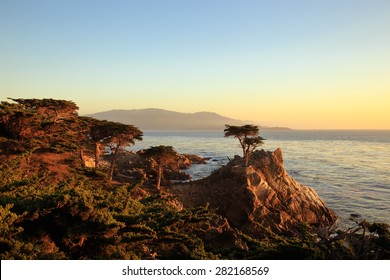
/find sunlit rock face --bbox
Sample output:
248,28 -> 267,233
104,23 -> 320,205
171,149 -> 337,234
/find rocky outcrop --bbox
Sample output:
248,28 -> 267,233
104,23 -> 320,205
109,152 -> 207,182
170,149 -> 337,234
192,215 -> 249,251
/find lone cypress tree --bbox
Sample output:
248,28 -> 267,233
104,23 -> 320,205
224,124 -> 265,166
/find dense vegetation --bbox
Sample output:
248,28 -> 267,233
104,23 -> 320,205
1,98 -> 389,259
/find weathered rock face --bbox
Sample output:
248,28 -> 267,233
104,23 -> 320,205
170,149 -> 338,234
104,152 -> 206,182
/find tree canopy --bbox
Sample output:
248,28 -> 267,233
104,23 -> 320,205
0,99 -> 82,154
0,98 -> 143,181
103,122 -> 143,181
141,145 -> 179,190
8,98 -> 79,122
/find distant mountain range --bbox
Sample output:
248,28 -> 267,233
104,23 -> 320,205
88,109 -> 290,130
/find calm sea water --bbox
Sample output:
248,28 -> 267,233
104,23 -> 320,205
129,130 -> 390,226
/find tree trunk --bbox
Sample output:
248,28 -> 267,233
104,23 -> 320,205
109,152 -> 117,182
95,142 -> 101,167
109,158 -> 116,182
79,147 -> 86,168
156,165 -> 162,191
244,150 -> 250,167
238,137 -> 246,160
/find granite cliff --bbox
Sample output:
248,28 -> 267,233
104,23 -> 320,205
171,148 -> 337,234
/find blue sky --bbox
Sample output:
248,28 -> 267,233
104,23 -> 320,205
1,0 -> 389,129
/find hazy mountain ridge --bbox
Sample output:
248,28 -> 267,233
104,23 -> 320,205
89,108 -> 291,130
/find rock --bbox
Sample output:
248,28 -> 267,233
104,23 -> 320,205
350,213 -> 362,219
126,168 -> 147,179
112,152 -> 206,183
194,216 -> 248,251
166,170 -> 191,181
179,154 -> 208,169
170,149 -> 338,235
183,154 -> 208,164
81,154 -> 95,168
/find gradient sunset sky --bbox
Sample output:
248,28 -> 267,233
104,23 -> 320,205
1,0 -> 389,129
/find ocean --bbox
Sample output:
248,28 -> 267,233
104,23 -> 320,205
129,130 -> 390,226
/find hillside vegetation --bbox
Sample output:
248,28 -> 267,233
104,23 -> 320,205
0,98 -> 389,259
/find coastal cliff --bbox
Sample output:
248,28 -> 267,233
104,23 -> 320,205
171,148 -> 338,234
2,98 -> 389,260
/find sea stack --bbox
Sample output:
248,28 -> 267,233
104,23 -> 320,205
171,148 -> 338,235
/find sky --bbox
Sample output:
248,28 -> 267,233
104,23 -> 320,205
1,0 -> 389,129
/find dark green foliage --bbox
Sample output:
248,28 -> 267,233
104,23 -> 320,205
7,98 -> 79,122
1,98 -> 389,260
87,118 -> 143,168
0,151 -> 218,259
0,99 -> 84,156
141,145 -> 179,190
